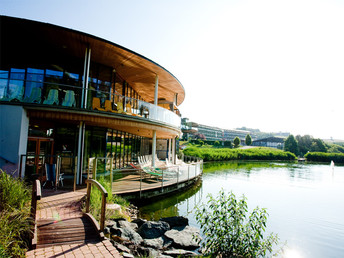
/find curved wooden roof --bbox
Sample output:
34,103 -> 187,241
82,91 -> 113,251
0,16 -> 185,106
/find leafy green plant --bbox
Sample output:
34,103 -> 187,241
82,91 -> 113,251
88,176 -> 130,221
304,152 -> 344,163
245,134 -> 252,146
0,170 -> 32,257
234,137 -> 241,148
195,190 -> 281,257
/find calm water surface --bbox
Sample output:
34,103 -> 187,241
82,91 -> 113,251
138,161 -> 344,257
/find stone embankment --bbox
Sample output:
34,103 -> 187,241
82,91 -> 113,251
104,216 -> 201,257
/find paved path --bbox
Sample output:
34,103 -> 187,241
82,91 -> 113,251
26,189 -> 122,258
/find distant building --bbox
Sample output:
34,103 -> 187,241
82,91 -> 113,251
252,136 -> 285,149
181,118 -> 254,143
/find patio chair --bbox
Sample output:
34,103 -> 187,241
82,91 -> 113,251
23,87 -> 42,103
43,89 -> 59,105
104,100 -> 116,113
92,97 -> 105,111
125,102 -> 137,116
7,84 -> 24,101
43,163 -> 56,188
62,90 -> 76,107
116,100 -> 125,114
142,166 -> 163,180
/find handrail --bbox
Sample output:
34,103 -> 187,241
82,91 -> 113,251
30,179 -> 41,249
85,179 -> 108,232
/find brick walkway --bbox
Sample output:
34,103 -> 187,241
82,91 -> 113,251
26,189 -> 122,258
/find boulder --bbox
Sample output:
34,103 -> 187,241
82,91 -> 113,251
131,218 -> 147,228
111,241 -> 131,254
138,221 -> 170,239
143,237 -> 164,249
159,216 -> 189,228
118,219 -> 138,231
111,222 -> 143,245
164,226 -> 201,250
163,249 -> 198,257
119,227 -> 143,245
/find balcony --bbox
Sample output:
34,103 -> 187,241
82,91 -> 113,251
0,78 -> 181,129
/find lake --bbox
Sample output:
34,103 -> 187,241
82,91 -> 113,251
138,161 -> 344,257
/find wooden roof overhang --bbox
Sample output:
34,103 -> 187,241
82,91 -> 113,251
0,16 -> 185,106
26,108 -> 181,139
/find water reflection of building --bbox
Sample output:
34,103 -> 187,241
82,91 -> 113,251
0,16 -> 184,185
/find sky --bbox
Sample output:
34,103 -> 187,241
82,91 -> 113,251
2,0 -> 344,140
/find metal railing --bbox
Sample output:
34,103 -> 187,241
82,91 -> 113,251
88,156 -> 203,196
0,78 -> 181,127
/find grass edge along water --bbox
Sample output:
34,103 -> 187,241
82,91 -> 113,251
183,146 -> 297,162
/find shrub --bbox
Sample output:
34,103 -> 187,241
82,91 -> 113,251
304,152 -> 344,163
233,137 -> 241,148
0,170 -> 31,257
88,176 -> 130,221
195,190 -> 281,257
183,146 -> 297,162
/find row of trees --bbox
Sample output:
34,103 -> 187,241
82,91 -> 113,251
284,134 -> 344,156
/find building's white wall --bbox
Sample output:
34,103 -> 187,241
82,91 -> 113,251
0,105 -> 29,177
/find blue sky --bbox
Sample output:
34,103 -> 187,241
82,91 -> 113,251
2,0 -> 344,139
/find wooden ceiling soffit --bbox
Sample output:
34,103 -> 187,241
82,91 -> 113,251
27,110 -> 180,139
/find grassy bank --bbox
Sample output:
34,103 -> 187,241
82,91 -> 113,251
304,152 -> 344,163
0,170 -> 31,257
183,146 -> 296,162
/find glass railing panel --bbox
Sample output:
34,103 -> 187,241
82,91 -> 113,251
0,78 -> 83,108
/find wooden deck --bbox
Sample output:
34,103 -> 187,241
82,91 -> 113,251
27,189 -> 121,257
36,216 -> 100,248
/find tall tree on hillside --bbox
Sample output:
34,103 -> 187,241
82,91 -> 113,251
245,134 -> 252,146
284,135 -> 299,156
296,135 -> 313,156
234,137 -> 241,148
310,138 -> 327,152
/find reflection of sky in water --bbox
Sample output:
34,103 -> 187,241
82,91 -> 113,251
139,162 -> 344,258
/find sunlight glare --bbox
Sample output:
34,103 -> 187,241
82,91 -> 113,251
283,248 -> 304,258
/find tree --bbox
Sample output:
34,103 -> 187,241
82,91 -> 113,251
245,134 -> 252,146
233,137 -> 241,148
214,140 -> 221,148
284,135 -> 299,156
310,138 -> 327,152
195,190 -> 281,257
296,135 -> 313,156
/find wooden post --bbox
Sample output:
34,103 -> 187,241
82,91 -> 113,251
110,157 -> 113,193
74,156 -> 78,192
86,181 -> 91,213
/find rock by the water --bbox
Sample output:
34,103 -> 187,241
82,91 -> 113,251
131,218 -> 147,228
160,216 -> 189,228
111,241 -> 131,253
164,226 -> 201,250
143,237 -> 164,249
138,221 -> 170,239
118,219 -> 138,231
122,252 -> 134,258
163,249 -> 198,257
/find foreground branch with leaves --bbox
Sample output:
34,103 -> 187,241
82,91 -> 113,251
195,190 -> 282,257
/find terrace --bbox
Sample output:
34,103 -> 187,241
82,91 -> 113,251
0,75 -> 181,130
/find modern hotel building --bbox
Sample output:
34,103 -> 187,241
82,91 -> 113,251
0,16 -> 185,186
